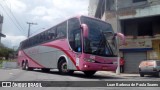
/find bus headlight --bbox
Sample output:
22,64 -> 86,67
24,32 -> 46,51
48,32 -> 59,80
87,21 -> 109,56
84,58 -> 95,63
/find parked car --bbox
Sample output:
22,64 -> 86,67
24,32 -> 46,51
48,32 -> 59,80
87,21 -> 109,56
139,60 -> 160,77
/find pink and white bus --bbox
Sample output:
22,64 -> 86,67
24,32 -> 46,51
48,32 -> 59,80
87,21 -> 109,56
18,15 -> 125,76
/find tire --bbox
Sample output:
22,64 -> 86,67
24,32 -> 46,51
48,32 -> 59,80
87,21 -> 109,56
140,73 -> 144,77
83,71 -> 96,77
22,61 -> 26,70
68,70 -> 74,75
58,59 -> 68,74
41,68 -> 50,72
25,62 -> 33,71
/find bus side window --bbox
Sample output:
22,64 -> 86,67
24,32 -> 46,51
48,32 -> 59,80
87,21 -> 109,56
56,22 -> 67,39
49,27 -> 56,40
40,33 -> 44,43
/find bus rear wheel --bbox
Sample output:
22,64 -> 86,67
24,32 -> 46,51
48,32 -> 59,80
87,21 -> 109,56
25,61 -> 33,71
22,61 -> 26,70
83,71 -> 96,77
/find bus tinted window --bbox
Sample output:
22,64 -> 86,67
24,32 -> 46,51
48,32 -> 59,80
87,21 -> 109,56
57,22 -> 67,38
48,27 -> 56,40
68,18 -> 81,52
20,21 -> 67,49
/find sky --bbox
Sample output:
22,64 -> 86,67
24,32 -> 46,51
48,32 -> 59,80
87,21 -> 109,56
0,0 -> 89,49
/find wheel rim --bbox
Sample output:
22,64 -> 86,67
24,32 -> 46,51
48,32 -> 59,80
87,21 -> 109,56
22,62 -> 25,69
25,63 -> 28,70
61,62 -> 68,72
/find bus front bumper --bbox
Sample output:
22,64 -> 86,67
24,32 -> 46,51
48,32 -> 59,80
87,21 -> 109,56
80,62 -> 117,71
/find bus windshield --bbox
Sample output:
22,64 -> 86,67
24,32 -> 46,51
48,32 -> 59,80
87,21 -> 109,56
81,16 -> 117,57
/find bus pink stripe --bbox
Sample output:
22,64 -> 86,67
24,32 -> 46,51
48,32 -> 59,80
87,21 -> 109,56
22,51 -> 44,68
42,44 -> 80,70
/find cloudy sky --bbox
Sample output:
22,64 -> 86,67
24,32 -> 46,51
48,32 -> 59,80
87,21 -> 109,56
0,0 -> 89,49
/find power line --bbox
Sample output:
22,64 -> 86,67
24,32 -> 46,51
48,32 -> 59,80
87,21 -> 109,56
3,0 -> 26,32
0,2 -> 26,36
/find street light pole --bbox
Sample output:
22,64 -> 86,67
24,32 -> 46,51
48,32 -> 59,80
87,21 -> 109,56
115,0 -> 120,75
27,22 -> 37,38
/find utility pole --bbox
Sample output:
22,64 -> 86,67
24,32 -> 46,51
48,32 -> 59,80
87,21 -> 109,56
115,0 -> 120,75
27,22 -> 37,38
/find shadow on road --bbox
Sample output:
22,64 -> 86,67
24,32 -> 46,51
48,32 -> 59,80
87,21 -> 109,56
30,69 -> 125,79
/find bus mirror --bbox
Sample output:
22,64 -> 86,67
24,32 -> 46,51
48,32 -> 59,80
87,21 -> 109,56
115,33 -> 125,45
81,24 -> 89,38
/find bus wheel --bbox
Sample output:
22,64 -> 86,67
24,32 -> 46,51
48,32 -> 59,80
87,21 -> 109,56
58,60 -> 68,74
22,61 -> 26,70
68,70 -> 74,75
83,71 -> 96,77
25,62 -> 33,71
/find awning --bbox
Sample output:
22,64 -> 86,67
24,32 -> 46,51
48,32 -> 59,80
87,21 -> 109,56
0,33 -> 6,37
120,48 -> 153,52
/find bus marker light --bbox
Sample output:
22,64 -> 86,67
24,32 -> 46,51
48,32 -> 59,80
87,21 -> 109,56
84,65 -> 87,68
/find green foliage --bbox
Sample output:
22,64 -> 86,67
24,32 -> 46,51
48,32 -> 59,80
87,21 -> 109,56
0,44 -> 14,59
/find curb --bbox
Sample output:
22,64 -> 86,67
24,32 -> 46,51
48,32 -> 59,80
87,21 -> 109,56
98,71 -> 139,77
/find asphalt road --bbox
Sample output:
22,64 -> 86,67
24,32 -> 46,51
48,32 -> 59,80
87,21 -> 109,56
0,69 -> 160,90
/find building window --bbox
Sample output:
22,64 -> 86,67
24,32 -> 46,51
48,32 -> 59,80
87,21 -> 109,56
133,0 -> 147,3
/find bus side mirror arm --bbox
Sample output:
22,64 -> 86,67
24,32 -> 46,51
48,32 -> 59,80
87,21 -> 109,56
114,33 -> 126,45
80,24 -> 89,38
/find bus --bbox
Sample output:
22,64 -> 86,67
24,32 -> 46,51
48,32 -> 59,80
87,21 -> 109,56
18,15 -> 125,76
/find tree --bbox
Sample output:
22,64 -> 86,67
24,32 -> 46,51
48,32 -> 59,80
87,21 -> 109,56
0,44 -> 14,60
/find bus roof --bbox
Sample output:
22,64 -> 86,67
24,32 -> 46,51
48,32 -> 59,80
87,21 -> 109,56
21,15 -> 111,43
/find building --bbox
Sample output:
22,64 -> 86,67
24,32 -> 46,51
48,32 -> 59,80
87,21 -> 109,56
0,15 -> 6,43
88,0 -> 99,17
92,0 -> 160,73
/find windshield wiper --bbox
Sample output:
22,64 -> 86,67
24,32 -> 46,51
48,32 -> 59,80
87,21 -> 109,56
96,31 -> 114,56
95,32 -> 107,55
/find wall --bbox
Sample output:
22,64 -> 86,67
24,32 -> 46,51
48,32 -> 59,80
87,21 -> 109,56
2,61 -> 18,69
88,0 -> 99,17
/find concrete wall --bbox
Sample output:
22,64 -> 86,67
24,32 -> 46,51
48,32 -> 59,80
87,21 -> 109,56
88,0 -> 99,17
2,61 -> 18,69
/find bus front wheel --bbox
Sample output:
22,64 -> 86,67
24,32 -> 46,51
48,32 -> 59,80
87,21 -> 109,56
58,59 -> 72,74
83,71 -> 96,77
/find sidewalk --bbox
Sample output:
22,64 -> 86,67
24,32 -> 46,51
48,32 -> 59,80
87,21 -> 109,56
98,71 -> 140,77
